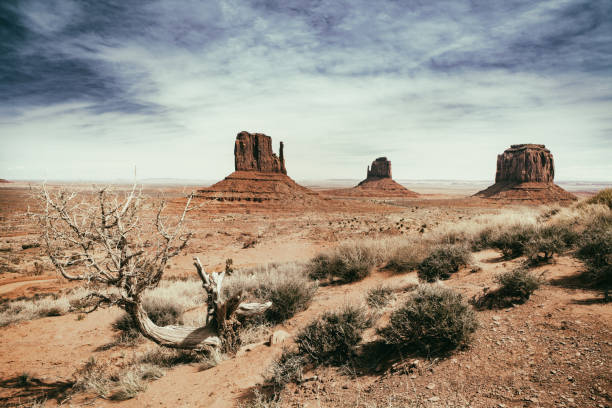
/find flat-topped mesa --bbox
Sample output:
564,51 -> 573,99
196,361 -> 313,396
495,144 -> 554,183
476,144 -> 576,203
366,157 -> 392,179
234,131 -> 286,174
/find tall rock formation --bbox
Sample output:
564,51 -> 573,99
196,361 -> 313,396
495,144 -> 554,183
234,131 -> 286,174
475,144 -> 576,203
325,157 -> 418,198
197,131 -> 318,205
366,157 -> 392,179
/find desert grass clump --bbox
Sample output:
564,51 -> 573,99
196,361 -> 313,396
385,242 -> 430,273
308,242 -> 378,283
238,390 -> 281,408
109,369 -> 147,401
223,262 -> 317,324
73,357 -> 111,398
417,244 -> 472,282
0,287 -> 91,327
378,285 -> 478,356
295,305 -> 372,365
576,220 -> 612,300
489,224 -> 538,259
366,285 -> 395,309
260,280 -> 317,324
586,188 -> 612,209
137,346 -> 203,368
266,349 -> 307,390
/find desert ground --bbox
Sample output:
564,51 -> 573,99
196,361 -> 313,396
0,181 -> 610,408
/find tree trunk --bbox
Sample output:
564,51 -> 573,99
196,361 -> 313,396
126,302 -> 221,349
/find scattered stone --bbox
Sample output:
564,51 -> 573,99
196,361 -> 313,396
426,383 -> 436,390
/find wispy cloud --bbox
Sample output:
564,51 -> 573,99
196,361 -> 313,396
1,0 -> 611,181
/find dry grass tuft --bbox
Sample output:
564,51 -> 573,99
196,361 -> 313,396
0,287 -> 92,327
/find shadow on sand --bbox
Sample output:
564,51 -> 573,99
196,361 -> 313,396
0,375 -> 74,406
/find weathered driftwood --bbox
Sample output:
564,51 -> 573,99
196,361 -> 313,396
34,185 -> 271,352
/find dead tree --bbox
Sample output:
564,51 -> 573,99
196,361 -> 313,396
33,185 -> 271,352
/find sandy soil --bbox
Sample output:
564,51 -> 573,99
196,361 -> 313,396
0,183 -> 609,408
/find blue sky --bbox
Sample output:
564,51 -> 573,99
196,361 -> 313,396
1,0 -> 611,181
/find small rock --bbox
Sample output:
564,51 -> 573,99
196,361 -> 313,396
428,396 -> 440,402
426,383 -> 436,390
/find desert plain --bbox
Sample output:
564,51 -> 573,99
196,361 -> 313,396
0,176 -> 610,408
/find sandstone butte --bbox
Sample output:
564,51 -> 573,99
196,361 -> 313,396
197,131 -> 320,203
325,157 -> 418,198
475,144 -> 577,203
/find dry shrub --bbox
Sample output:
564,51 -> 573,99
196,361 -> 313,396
417,244 -> 472,282
585,188 -> 612,209
266,349 -> 307,390
295,305 -> 371,365
496,268 -> 541,300
366,285 -> 394,309
379,285 -> 477,356
489,224 -> 538,259
576,215 -> 612,299
473,268 -> 542,309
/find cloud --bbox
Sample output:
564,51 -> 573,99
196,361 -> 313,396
0,0 -> 611,181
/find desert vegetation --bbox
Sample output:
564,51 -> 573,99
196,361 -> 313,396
378,285 -> 478,355
472,267 -> 542,309
416,244 -> 472,282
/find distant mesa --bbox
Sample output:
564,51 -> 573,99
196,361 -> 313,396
0,179 -> 10,183
475,144 -> 576,203
197,131 -> 319,203
325,157 -> 418,198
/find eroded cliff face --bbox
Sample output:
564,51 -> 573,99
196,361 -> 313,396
495,144 -> 554,183
234,131 -> 286,174
366,157 -> 392,179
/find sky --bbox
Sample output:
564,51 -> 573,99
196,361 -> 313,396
1,0 -> 611,182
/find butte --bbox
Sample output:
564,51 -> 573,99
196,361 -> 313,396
474,144 -> 576,203
196,131 -> 320,204
325,157 -> 418,197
